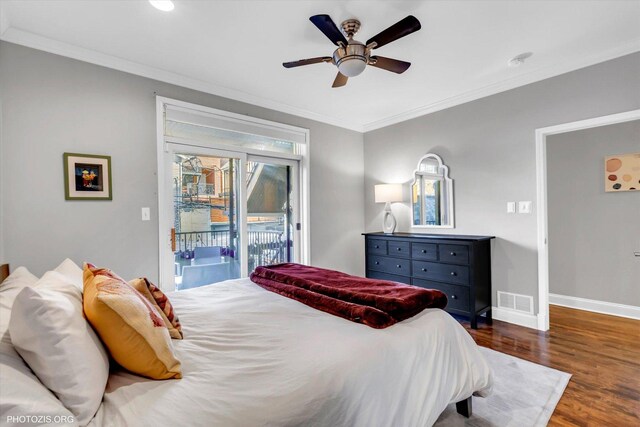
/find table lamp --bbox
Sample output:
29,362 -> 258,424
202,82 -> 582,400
375,184 -> 403,234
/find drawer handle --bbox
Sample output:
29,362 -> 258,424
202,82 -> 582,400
396,264 -> 402,268
451,295 -> 457,300
450,271 -> 457,276
375,261 -> 379,265
397,247 -> 402,251
375,245 -> 379,249
421,268 -> 427,272
450,252 -> 456,256
421,249 -> 427,253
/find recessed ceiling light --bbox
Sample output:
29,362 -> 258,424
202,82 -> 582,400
149,0 -> 174,12
508,52 -> 533,68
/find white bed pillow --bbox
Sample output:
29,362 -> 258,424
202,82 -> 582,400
10,271 -> 109,426
0,343 -> 77,426
1,267 -> 77,426
0,266 -> 38,349
0,265 -> 38,291
53,258 -> 83,292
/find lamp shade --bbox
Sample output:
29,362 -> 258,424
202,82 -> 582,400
375,184 -> 403,203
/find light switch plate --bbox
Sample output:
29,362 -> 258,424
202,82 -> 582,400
507,202 -> 516,213
518,201 -> 532,214
141,207 -> 150,221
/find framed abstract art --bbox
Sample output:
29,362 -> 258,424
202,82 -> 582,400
63,153 -> 112,200
605,153 -> 639,192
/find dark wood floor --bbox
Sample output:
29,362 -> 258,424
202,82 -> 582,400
458,305 -> 640,426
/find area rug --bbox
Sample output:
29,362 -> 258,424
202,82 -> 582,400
434,347 -> 571,427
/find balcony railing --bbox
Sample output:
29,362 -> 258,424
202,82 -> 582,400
175,229 -> 231,250
185,182 -> 215,196
175,229 -> 291,270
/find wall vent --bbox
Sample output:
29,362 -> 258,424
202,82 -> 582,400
497,291 -> 534,314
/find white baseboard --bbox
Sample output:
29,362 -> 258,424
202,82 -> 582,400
491,306 -> 539,330
549,294 -> 640,320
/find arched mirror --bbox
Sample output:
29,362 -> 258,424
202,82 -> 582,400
411,153 -> 454,228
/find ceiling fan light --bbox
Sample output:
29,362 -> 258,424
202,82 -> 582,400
337,57 -> 367,77
149,0 -> 175,12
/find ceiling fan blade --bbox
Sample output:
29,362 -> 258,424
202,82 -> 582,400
283,57 -> 332,68
310,14 -> 348,46
366,15 -> 421,49
369,56 -> 411,74
332,72 -> 348,88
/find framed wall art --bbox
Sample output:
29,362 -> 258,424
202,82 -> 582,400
63,153 -> 112,200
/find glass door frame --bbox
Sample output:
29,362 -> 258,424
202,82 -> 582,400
247,154 -> 301,267
160,143 -> 248,290
156,97 -> 310,292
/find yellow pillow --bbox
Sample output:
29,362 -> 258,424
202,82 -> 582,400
128,277 -> 183,340
83,264 -> 182,380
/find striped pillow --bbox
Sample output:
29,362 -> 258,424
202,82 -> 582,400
129,277 -> 183,339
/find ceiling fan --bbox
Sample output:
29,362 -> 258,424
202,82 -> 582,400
283,14 -> 421,88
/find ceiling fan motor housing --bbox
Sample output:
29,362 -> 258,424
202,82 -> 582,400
340,19 -> 361,38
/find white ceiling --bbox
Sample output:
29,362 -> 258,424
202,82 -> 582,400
1,0 -> 639,132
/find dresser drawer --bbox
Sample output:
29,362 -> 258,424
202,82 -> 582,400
438,244 -> 469,265
387,241 -> 411,258
411,243 -> 438,260
367,239 -> 387,255
413,279 -> 470,313
367,270 -> 411,285
368,256 -> 411,277
412,260 -> 470,285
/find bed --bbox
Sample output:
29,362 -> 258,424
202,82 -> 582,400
89,277 -> 492,427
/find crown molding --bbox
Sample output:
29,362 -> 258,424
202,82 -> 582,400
0,26 -> 365,133
362,38 -> 640,132
1,23 -> 638,135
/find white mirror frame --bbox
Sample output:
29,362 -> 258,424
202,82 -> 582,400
411,153 -> 455,229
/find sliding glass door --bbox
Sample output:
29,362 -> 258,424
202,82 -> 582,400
166,146 -> 245,290
246,156 -> 298,273
161,145 -> 299,291
157,97 -> 309,291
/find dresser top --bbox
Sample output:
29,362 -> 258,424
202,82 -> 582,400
363,232 -> 495,241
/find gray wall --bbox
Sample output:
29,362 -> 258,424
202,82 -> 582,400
0,95 -> 4,264
547,121 -> 640,306
363,53 -> 640,312
0,41 -> 365,281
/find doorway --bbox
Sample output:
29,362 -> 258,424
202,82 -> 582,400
535,108 -> 640,331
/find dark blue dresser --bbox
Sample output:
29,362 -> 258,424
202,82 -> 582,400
363,232 -> 494,329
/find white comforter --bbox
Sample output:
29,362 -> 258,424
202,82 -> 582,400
90,278 -> 492,427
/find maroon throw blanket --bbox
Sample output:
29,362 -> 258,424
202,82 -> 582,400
250,263 -> 447,329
